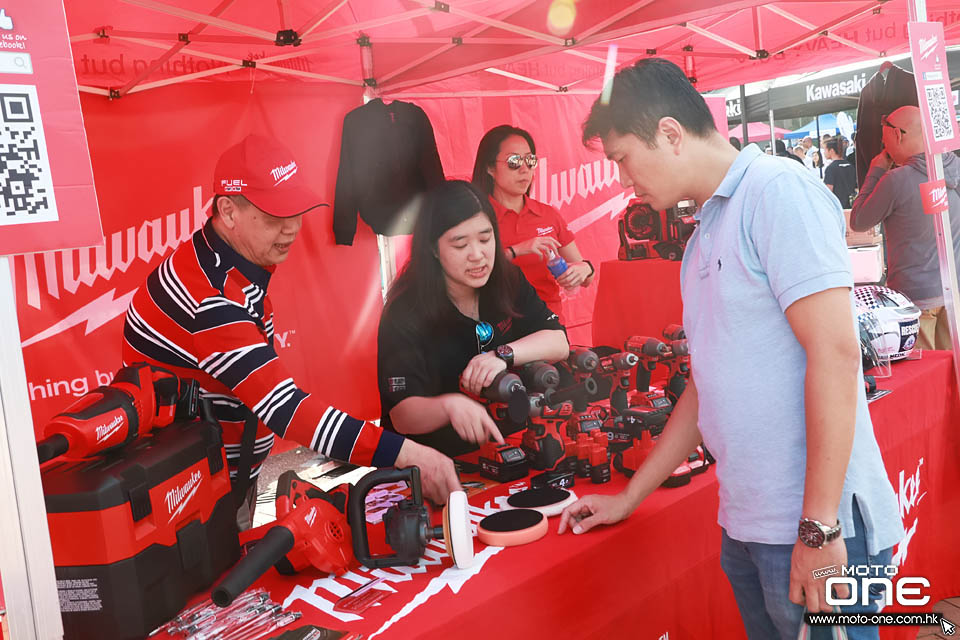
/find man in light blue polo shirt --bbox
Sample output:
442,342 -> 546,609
558,59 -> 903,640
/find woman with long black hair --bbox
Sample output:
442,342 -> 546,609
377,180 -> 569,457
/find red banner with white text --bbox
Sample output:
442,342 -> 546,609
12,81 -> 390,434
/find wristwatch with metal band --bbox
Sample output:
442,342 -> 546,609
798,517 -> 842,549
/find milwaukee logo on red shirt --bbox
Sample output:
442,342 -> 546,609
165,469 -> 204,523
920,179 -> 949,216
270,161 -> 298,186
536,226 -> 555,236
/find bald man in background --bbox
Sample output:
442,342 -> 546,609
849,106 -> 960,350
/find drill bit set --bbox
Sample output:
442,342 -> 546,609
150,589 -> 300,640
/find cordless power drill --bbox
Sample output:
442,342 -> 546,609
590,351 -> 639,414
522,377 -> 597,472
624,336 -> 669,393
660,338 -> 691,406
460,369 -> 529,431
36,362 -> 199,464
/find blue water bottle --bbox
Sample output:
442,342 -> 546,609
546,251 -> 568,278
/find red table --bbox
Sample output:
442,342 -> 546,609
166,352 -> 959,640
592,258 -> 683,348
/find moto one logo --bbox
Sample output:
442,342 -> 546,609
95,415 -> 124,443
825,565 -> 930,607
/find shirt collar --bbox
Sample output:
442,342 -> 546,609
695,144 -> 763,220
489,194 -> 542,217
203,218 -> 274,290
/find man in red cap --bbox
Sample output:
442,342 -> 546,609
123,135 -> 460,527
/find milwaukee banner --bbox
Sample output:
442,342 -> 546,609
12,81 -> 384,432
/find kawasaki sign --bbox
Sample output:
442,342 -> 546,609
805,72 -> 868,103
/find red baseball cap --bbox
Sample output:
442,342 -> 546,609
213,134 -> 327,218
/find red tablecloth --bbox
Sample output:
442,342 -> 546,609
164,352 -> 958,640
592,258 -> 683,349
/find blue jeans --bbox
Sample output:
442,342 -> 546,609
720,499 -> 894,640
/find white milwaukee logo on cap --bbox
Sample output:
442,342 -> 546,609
271,161 -> 298,186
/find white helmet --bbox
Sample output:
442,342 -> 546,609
853,285 -> 921,362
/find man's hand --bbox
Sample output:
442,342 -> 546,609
461,351 -> 507,396
514,236 -> 561,260
441,394 -> 504,445
556,262 -> 592,289
789,538 -> 849,612
557,493 -> 634,535
869,150 -> 893,171
394,439 -> 462,506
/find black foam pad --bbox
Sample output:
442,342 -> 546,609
479,509 -> 544,532
506,487 -> 569,509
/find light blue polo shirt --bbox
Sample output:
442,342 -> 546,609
680,144 -> 903,554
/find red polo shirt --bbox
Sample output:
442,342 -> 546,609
490,195 -> 575,312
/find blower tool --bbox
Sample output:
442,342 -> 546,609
212,468 -> 474,607
36,362 -> 199,464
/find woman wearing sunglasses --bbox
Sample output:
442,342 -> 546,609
377,180 -> 569,457
471,125 -> 594,318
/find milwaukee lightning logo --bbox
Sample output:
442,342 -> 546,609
304,505 -> 318,527
270,161 -> 298,186
95,415 -> 124,444
14,186 -> 211,347
919,34 -> 939,60
165,469 -> 204,524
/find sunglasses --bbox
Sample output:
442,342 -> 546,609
880,115 -> 906,135
475,321 -> 494,354
500,153 -> 538,170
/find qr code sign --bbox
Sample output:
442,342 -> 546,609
0,84 -> 58,226
924,83 -> 956,143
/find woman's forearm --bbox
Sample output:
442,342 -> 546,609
508,329 -> 569,365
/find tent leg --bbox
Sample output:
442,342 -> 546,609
908,0 -> 960,395
767,89 -> 775,154
816,115 -> 822,178
739,84 -> 748,147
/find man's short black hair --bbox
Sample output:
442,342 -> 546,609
582,58 -> 717,148
825,139 -> 841,156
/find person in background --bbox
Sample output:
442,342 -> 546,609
823,139 -> 858,209
809,150 -> 825,179
849,106 -> 960,350
775,139 -> 803,165
792,145 -> 807,164
560,58 -> 902,640
122,135 -> 461,528
471,125 -> 594,321
377,180 -> 569,457
729,136 -> 742,151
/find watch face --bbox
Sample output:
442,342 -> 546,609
798,520 -> 826,547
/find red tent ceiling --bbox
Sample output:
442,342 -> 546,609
67,0 -> 960,98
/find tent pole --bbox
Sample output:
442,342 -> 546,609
740,83 -> 748,147
767,88 -> 775,154
816,115 -> 822,178
907,0 -> 960,393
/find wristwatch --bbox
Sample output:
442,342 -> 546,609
495,344 -> 515,368
798,517 -> 842,549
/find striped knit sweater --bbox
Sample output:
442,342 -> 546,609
122,219 -> 404,482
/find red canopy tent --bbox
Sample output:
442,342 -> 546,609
4,1 -> 960,637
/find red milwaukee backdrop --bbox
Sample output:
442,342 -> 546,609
12,80 -> 388,432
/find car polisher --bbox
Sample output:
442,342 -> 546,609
477,509 -> 548,547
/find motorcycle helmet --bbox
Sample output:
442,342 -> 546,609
853,285 -> 921,363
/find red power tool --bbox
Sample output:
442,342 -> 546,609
36,362 -> 199,464
591,351 -> 639,414
624,336 -> 670,393
461,369 -> 529,432
522,377 -> 597,472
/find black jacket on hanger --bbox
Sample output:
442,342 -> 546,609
333,99 -> 445,245
855,64 -> 918,187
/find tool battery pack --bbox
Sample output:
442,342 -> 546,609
42,419 -> 240,640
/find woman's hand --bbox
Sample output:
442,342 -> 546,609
440,394 -> 505,446
556,262 -> 592,289
513,236 -> 561,260
460,351 -> 507,396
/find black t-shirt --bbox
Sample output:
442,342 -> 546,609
823,159 -> 858,208
377,273 -> 564,456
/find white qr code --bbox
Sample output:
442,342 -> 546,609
924,83 -> 956,143
0,84 -> 58,226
